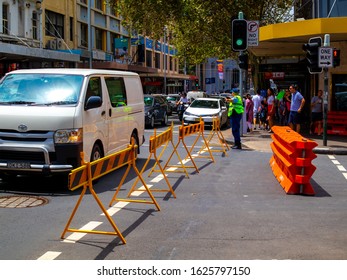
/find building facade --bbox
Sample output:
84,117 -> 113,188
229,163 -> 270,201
0,0 -> 191,93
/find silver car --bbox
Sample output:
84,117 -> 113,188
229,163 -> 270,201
183,97 -> 228,127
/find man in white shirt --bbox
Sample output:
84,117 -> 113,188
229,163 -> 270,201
252,90 -> 263,130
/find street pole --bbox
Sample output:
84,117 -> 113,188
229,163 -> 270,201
323,34 -> 330,146
163,26 -> 167,95
238,12 -> 244,136
88,0 -> 92,69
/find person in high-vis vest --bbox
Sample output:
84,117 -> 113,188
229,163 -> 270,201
228,88 -> 244,149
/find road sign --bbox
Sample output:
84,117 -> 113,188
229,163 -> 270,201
247,20 -> 259,47
318,47 -> 333,67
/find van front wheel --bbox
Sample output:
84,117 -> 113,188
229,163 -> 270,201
130,133 -> 139,158
91,143 -> 103,162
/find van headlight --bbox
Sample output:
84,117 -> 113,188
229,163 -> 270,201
54,128 -> 83,144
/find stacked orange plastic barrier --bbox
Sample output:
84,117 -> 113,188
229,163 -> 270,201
269,126 -> 318,195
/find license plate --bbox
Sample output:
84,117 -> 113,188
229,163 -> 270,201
7,162 -> 31,169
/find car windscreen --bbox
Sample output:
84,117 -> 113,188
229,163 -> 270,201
0,73 -> 83,105
190,99 -> 219,109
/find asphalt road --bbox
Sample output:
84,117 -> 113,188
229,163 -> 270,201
1,114 -> 347,261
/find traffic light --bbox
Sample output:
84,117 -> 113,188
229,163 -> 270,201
232,19 -> 248,51
194,78 -> 199,87
333,48 -> 340,67
238,53 -> 248,70
302,37 -> 322,74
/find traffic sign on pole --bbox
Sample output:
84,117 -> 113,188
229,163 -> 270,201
247,21 -> 259,47
318,47 -> 333,68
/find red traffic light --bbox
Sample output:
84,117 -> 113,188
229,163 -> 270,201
333,49 -> 340,67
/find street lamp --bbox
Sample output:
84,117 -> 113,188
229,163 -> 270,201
163,26 -> 167,95
88,0 -> 92,68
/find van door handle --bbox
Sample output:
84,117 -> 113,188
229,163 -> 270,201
109,108 -> 112,117
101,110 -> 106,117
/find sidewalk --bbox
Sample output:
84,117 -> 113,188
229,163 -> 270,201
221,126 -> 347,155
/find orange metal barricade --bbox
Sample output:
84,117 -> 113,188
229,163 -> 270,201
127,123 -> 180,198
200,117 -> 229,155
163,120 -> 214,177
61,141 -> 160,242
269,126 -> 318,195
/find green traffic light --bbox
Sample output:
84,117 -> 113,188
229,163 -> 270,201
236,39 -> 243,46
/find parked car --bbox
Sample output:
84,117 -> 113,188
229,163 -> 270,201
166,93 -> 180,112
144,94 -> 169,128
183,97 -> 228,128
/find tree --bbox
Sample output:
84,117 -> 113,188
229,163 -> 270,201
106,0 -> 293,64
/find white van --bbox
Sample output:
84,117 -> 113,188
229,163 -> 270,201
186,90 -> 206,103
0,68 -> 145,181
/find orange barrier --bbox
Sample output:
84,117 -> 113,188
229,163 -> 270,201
327,111 -> 347,135
164,120 -> 214,177
269,126 -> 318,195
127,123 -> 179,198
61,141 -> 160,242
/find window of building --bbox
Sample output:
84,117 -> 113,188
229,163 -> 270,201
80,0 -> 87,4
95,0 -> 103,10
332,74 -> 347,111
155,53 -> 161,69
2,4 -> 9,35
105,77 -> 127,107
95,28 -> 104,50
170,56 -> 173,71
69,17 -> 73,41
32,12 -> 38,40
146,50 -> 152,67
45,10 -> 64,38
80,23 -> 88,47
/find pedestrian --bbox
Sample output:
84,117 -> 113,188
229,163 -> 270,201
266,88 -> 275,132
288,84 -> 305,133
277,89 -> 288,126
228,88 -> 244,149
252,89 -> 263,130
245,93 -> 254,132
283,89 -> 291,125
259,99 -> 268,130
310,89 -> 323,135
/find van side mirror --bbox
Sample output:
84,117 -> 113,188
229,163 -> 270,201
85,96 -> 102,110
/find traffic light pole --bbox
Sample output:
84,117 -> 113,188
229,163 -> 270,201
323,67 -> 328,146
239,51 -> 243,97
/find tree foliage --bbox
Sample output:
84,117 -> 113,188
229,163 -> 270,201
107,0 -> 292,64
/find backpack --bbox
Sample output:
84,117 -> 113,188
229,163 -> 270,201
260,107 -> 267,121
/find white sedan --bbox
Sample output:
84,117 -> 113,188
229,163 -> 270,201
183,97 -> 228,127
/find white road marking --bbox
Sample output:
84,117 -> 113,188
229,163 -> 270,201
37,251 -> 61,260
61,221 -> 103,243
327,155 -> 347,182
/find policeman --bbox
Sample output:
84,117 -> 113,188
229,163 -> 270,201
228,88 -> 244,149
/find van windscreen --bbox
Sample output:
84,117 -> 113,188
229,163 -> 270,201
0,74 -> 84,106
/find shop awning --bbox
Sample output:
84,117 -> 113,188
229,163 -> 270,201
249,17 -> 347,58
